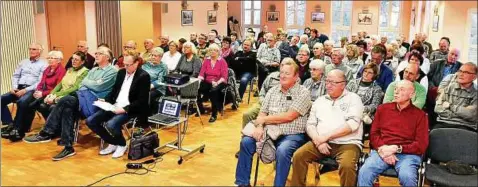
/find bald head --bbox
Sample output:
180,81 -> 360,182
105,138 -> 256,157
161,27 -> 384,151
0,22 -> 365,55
447,48 -> 460,63
394,80 -> 415,104
77,40 -> 88,53
403,63 -> 420,82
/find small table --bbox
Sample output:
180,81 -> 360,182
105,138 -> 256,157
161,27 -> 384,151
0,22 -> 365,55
149,116 -> 205,165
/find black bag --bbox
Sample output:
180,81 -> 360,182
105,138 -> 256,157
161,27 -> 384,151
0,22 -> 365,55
128,131 -> 160,160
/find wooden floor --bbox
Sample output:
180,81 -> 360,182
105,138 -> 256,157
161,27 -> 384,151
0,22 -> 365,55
1,91 -> 400,186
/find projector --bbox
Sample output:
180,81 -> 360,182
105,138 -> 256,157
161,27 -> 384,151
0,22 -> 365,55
164,73 -> 190,85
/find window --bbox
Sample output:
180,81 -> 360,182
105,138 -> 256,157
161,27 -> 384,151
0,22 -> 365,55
468,10 -> 477,63
285,1 -> 306,37
331,1 -> 352,47
243,0 -> 261,39
379,1 -> 401,41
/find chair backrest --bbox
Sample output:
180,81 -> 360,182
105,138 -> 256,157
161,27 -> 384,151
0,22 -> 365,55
427,128 -> 477,166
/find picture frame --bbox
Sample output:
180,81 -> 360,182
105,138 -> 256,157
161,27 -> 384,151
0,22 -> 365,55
181,10 -> 193,26
311,12 -> 325,23
207,10 -> 217,25
266,11 -> 279,23
358,13 -> 373,25
432,15 -> 439,32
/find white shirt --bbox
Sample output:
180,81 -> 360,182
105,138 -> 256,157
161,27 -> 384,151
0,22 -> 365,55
306,90 -> 364,148
162,51 -> 182,71
115,72 -> 135,108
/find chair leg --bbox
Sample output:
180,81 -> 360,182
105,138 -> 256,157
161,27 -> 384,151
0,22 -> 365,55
248,79 -> 253,104
253,154 -> 260,187
194,102 -> 204,126
222,90 -> 227,116
74,119 -> 80,144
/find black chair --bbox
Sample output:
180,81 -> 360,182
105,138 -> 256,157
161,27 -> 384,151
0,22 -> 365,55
422,128 -> 477,186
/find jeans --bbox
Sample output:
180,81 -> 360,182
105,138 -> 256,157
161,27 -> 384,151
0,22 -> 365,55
235,133 -> 307,186
86,109 -> 129,146
238,72 -> 254,100
1,92 -> 20,124
42,95 -> 78,147
358,150 -> 422,187
12,91 -> 37,134
77,89 -> 99,118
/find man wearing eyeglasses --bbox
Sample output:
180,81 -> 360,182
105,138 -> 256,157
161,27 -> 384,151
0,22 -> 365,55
325,48 -> 354,81
295,47 -> 311,83
291,69 -> 364,187
1,43 -> 47,133
433,62 -> 477,132
114,40 -> 137,69
383,63 -> 427,109
65,41 -> 95,70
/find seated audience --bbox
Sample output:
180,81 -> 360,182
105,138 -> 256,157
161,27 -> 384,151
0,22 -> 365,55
141,47 -> 168,115
325,48 -> 354,81
86,54 -> 150,159
175,42 -> 202,77
296,47 -> 311,83
383,44 -> 400,74
359,80 -> 429,187
298,34 -> 309,49
307,29 -> 321,52
275,31 -> 287,50
159,35 -> 170,53
428,48 -> 462,89
1,43 -> 47,134
236,59 -> 311,187
189,32 -> 198,46
357,44 -> 394,92
311,43 -> 332,65
396,52 -> 429,90
197,44 -> 228,123
291,69 -> 363,186
65,41 -> 95,70
115,40 -> 137,69
197,33 -> 209,61
400,43 -> 431,74
140,39 -> 155,63
355,40 -> 369,63
340,37 -> 349,48
343,44 -> 364,78
231,39 -> 257,100
208,30 -> 221,45
393,38 -> 408,61
384,64 -> 427,109
257,34 -> 281,91
5,51 -> 66,142
220,36 -> 235,64
230,32 -> 241,54
434,62 -> 477,131
302,59 -> 327,101
287,35 -> 300,59
429,37 -> 450,62
178,38 -> 187,54
23,51 -> 89,145
346,62 -> 384,125
162,40 -> 182,72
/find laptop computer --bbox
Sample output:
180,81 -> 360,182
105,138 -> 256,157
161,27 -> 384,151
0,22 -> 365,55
149,99 -> 181,124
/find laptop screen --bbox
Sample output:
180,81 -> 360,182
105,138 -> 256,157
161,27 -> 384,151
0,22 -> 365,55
159,99 -> 181,117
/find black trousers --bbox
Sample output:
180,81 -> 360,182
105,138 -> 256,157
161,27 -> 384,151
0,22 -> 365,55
42,95 -> 79,147
197,82 -> 226,117
258,65 -> 279,91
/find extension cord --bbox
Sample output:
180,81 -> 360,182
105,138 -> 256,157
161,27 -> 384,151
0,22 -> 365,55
126,153 -> 162,169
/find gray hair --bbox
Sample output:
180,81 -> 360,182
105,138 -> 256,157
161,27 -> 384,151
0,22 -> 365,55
309,59 -> 326,70
313,43 -> 324,50
48,50 -> 63,60
151,47 -> 164,56
182,41 -> 198,55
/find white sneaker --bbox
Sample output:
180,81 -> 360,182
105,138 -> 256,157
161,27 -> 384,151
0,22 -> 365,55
99,144 -> 117,155
112,145 -> 127,159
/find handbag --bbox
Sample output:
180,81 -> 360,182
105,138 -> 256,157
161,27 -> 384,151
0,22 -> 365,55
242,122 -> 282,140
127,131 -> 160,160
256,130 -> 276,164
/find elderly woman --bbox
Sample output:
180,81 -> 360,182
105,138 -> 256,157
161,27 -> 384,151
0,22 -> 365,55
221,36 -> 235,64
231,39 -> 257,100
311,43 -> 332,64
383,44 -> 400,74
343,44 -> 364,78
141,47 -> 168,115
346,62 -> 384,126
162,40 -> 182,72
7,51 -> 66,142
298,34 -> 309,49
23,51 -> 89,146
323,40 -> 335,57
197,44 -> 228,123
302,59 -> 327,101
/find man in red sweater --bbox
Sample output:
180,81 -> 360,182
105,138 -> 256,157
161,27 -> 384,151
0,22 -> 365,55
358,80 -> 429,186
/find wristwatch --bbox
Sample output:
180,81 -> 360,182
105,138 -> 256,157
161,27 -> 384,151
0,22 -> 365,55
397,145 -> 403,153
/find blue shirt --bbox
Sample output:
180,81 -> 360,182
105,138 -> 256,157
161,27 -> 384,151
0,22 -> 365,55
141,62 -> 168,94
12,58 -> 48,91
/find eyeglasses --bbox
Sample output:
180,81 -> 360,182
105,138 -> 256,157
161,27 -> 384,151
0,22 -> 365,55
124,62 -> 136,67
72,58 -> 82,62
458,70 -> 476,75
123,46 -> 134,50
95,52 -> 105,56
47,57 -> 60,60
325,80 -> 345,86
309,68 -> 321,72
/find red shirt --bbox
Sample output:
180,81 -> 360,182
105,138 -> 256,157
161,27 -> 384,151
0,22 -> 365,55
36,65 -> 66,96
199,58 -> 228,84
370,102 -> 429,155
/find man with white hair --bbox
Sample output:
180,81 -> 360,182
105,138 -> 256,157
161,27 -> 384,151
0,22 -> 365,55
159,35 -> 169,53
323,40 -> 335,57
325,48 -> 354,81
428,48 -> 462,89
302,59 -> 327,101
65,40 -> 95,69
1,43 -> 47,130
141,39 -> 155,63
351,33 -> 359,44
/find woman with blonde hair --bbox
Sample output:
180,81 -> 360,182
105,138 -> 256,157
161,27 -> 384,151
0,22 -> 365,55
343,44 -> 364,78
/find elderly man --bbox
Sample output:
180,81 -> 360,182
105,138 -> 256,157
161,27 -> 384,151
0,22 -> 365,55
420,33 -> 433,57
357,44 -> 394,92
141,39 -> 155,63
296,47 -> 311,83
208,30 -> 221,46
429,37 -> 450,62
351,33 -> 359,44
302,59 -> 327,101
325,48 -> 354,81
87,54 -> 150,159
159,35 -> 169,53
291,69 -> 364,186
434,62 -> 477,131
257,33 -> 281,90
358,80 -> 429,186
287,35 -> 300,59
380,36 -> 388,45
190,32 -> 198,46
323,40 -> 334,57
114,40 -> 137,69
235,59 -> 311,187
428,48 -> 462,89
65,41 -> 95,70
384,63 -> 427,109
1,43 -> 47,130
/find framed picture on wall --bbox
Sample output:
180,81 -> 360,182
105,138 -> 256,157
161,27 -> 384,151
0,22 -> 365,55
207,10 -> 217,25
432,15 -> 439,32
181,10 -> 193,26
311,12 -> 325,23
358,13 -> 372,25
266,11 -> 279,23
